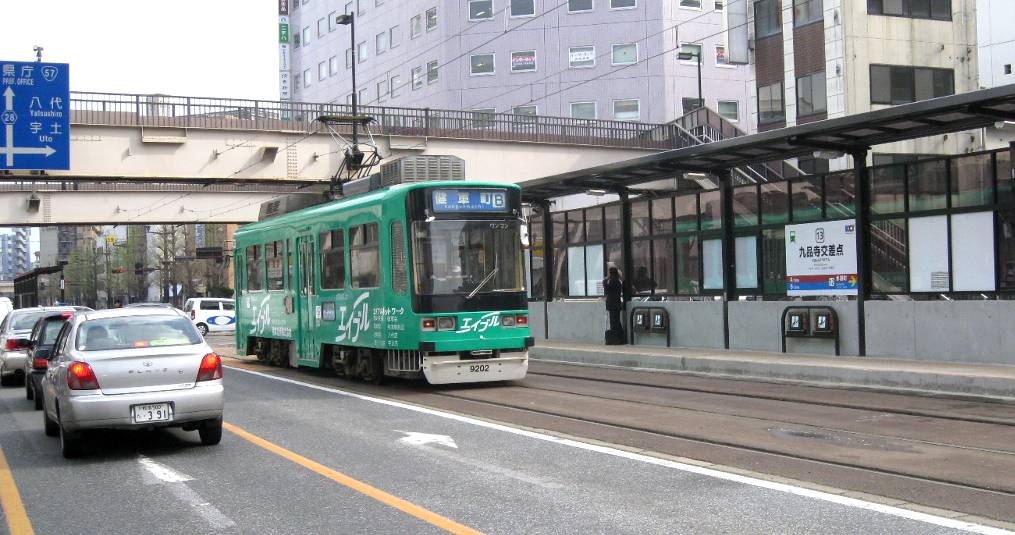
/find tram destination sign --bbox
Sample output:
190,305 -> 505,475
785,219 -> 858,296
432,188 -> 509,213
1,60 -> 70,170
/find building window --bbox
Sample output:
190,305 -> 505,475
754,0 -> 782,38
294,73 -> 301,89
513,105 -> 537,126
680,0 -> 702,8
570,101 -> 596,119
569,0 -> 593,12
611,0 -> 635,8
472,108 -> 496,129
470,53 -> 496,75
328,11 -> 337,31
470,0 -> 493,20
511,0 -> 535,16
350,223 -> 380,288
293,33 -> 301,49
715,45 -> 730,66
796,71 -> 827,116
426,7 -> 438,31
389,26 -> 401,48
411,66 -> 423,89
870,65 -> 954,105
612,43 -> 638,65
345,1 -> 353,14
867,0 -> 951,20
377,80 -> 387,102
427,60 -> 439,83
302,26 -> 311,46
679,42 -> 702,63
715,1 -> 725,10
318,61 -> 328,81
758,81 -> 784,124
682,98 -> 702,114
389,75 -> 401,98
376,0 -> 384,5
569,46 -> 596,68
357,41 -> 368,63
317,17 -> 327,37
793,0 -> 823,26
511,50 -> 537,72
376,31 -> 388,53
320,230 -> 346,289
302,68 -> 312,87
356,0 -> 366,15
346,48 -> 353,68
613,99 -> 640,121
718,100 -> 739,122
411,14 -> 422,38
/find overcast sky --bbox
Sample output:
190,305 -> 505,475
0,0 -> 279,100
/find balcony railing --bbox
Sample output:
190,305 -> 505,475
69,92 -> 695,151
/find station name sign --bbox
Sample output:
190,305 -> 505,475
785,219 -> 858,296
432,188 -> 509,213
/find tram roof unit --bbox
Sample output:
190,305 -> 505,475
236,180 -> 522,239
519,83 -> 1015,201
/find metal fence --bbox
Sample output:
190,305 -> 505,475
69,92 -> 695,151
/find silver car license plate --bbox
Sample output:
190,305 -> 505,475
132,403 -> 173,424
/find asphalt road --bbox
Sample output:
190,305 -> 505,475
0,336 -> 1008,534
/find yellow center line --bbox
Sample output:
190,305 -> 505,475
0,447 -> 34,535
223,422 -> 485,535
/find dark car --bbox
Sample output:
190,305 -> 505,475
24,312 -> 76,410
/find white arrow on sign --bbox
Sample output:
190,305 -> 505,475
397,431 -> 458,449
1,86 -> 57,167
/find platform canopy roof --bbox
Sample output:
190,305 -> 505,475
520,84 -> 1015,201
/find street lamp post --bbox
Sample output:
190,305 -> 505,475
335,13 -> 359,147
677,50 -> 703,111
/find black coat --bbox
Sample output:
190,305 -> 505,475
604,276 -> 623,311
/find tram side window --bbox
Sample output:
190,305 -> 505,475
246,245 -> 263,291
266,240 -> 285,291
351,223 -> 380,288
320,229 -> 346,289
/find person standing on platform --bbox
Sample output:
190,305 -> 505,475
604,266 -> 625,345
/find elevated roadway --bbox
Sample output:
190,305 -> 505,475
0,92 -> 681,224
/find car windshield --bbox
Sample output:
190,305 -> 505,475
76,316 -> 202,351
12,311 -> 50,331
412,220 -> 524,296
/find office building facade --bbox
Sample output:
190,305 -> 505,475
286,0 -> 752,126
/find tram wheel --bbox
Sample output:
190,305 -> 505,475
269,341 -> 287,367
331,349 -> 348,378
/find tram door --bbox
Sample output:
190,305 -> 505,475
296,236 -> 319,365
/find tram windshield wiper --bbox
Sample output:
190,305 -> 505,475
466,267 -> 499,300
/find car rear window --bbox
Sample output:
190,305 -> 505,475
39,320 -> 66,346
76,316 -> 202,351
200,301 -> 220,310
12,311 -> 49,331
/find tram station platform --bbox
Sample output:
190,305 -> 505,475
529,341 -> 1015,401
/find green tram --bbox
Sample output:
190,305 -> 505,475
233,179 -> 532,384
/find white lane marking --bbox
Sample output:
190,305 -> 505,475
138,456 -> 193,483
138,456 -> 236,530
227,366 -> 1013,535
397,431 -> 458,449
417,443 -> 565,490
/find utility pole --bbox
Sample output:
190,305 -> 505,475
104,238 -> 112,309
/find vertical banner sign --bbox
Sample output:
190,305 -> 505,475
278,0 -> 291,101
785,220 -> 858,296
1,61 -> 71,170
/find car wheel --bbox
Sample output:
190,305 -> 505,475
198,418 -> 223,446
33,390 -> 43,411
196,323 -> 209,336
59,423 -> 84,458
43,407 -> 59,437
25,379 -> 33,400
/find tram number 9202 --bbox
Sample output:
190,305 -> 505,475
469,364 -> 491,373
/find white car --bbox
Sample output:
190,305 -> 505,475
183,298 -> 236,336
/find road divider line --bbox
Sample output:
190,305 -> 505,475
223,422 -> 485,535
0,447 -> 34,535
226,365 -> 1014,535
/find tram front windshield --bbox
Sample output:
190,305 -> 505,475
412,220 -> 524,296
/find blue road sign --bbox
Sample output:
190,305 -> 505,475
0,61 -> 70,170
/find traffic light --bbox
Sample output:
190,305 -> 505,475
112,268 -> 125,274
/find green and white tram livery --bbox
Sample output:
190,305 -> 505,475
234,175 -> 532,385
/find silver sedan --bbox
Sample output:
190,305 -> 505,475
40,307 -> 225,458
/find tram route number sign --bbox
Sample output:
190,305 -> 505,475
785,219 -> 858,296
1,60 -> 70,170
432,188 -> 509,213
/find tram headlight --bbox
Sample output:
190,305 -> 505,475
421,318 -> 436,331
437,316 -> 456,331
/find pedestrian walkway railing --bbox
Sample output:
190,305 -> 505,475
68,92 -> 696,151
